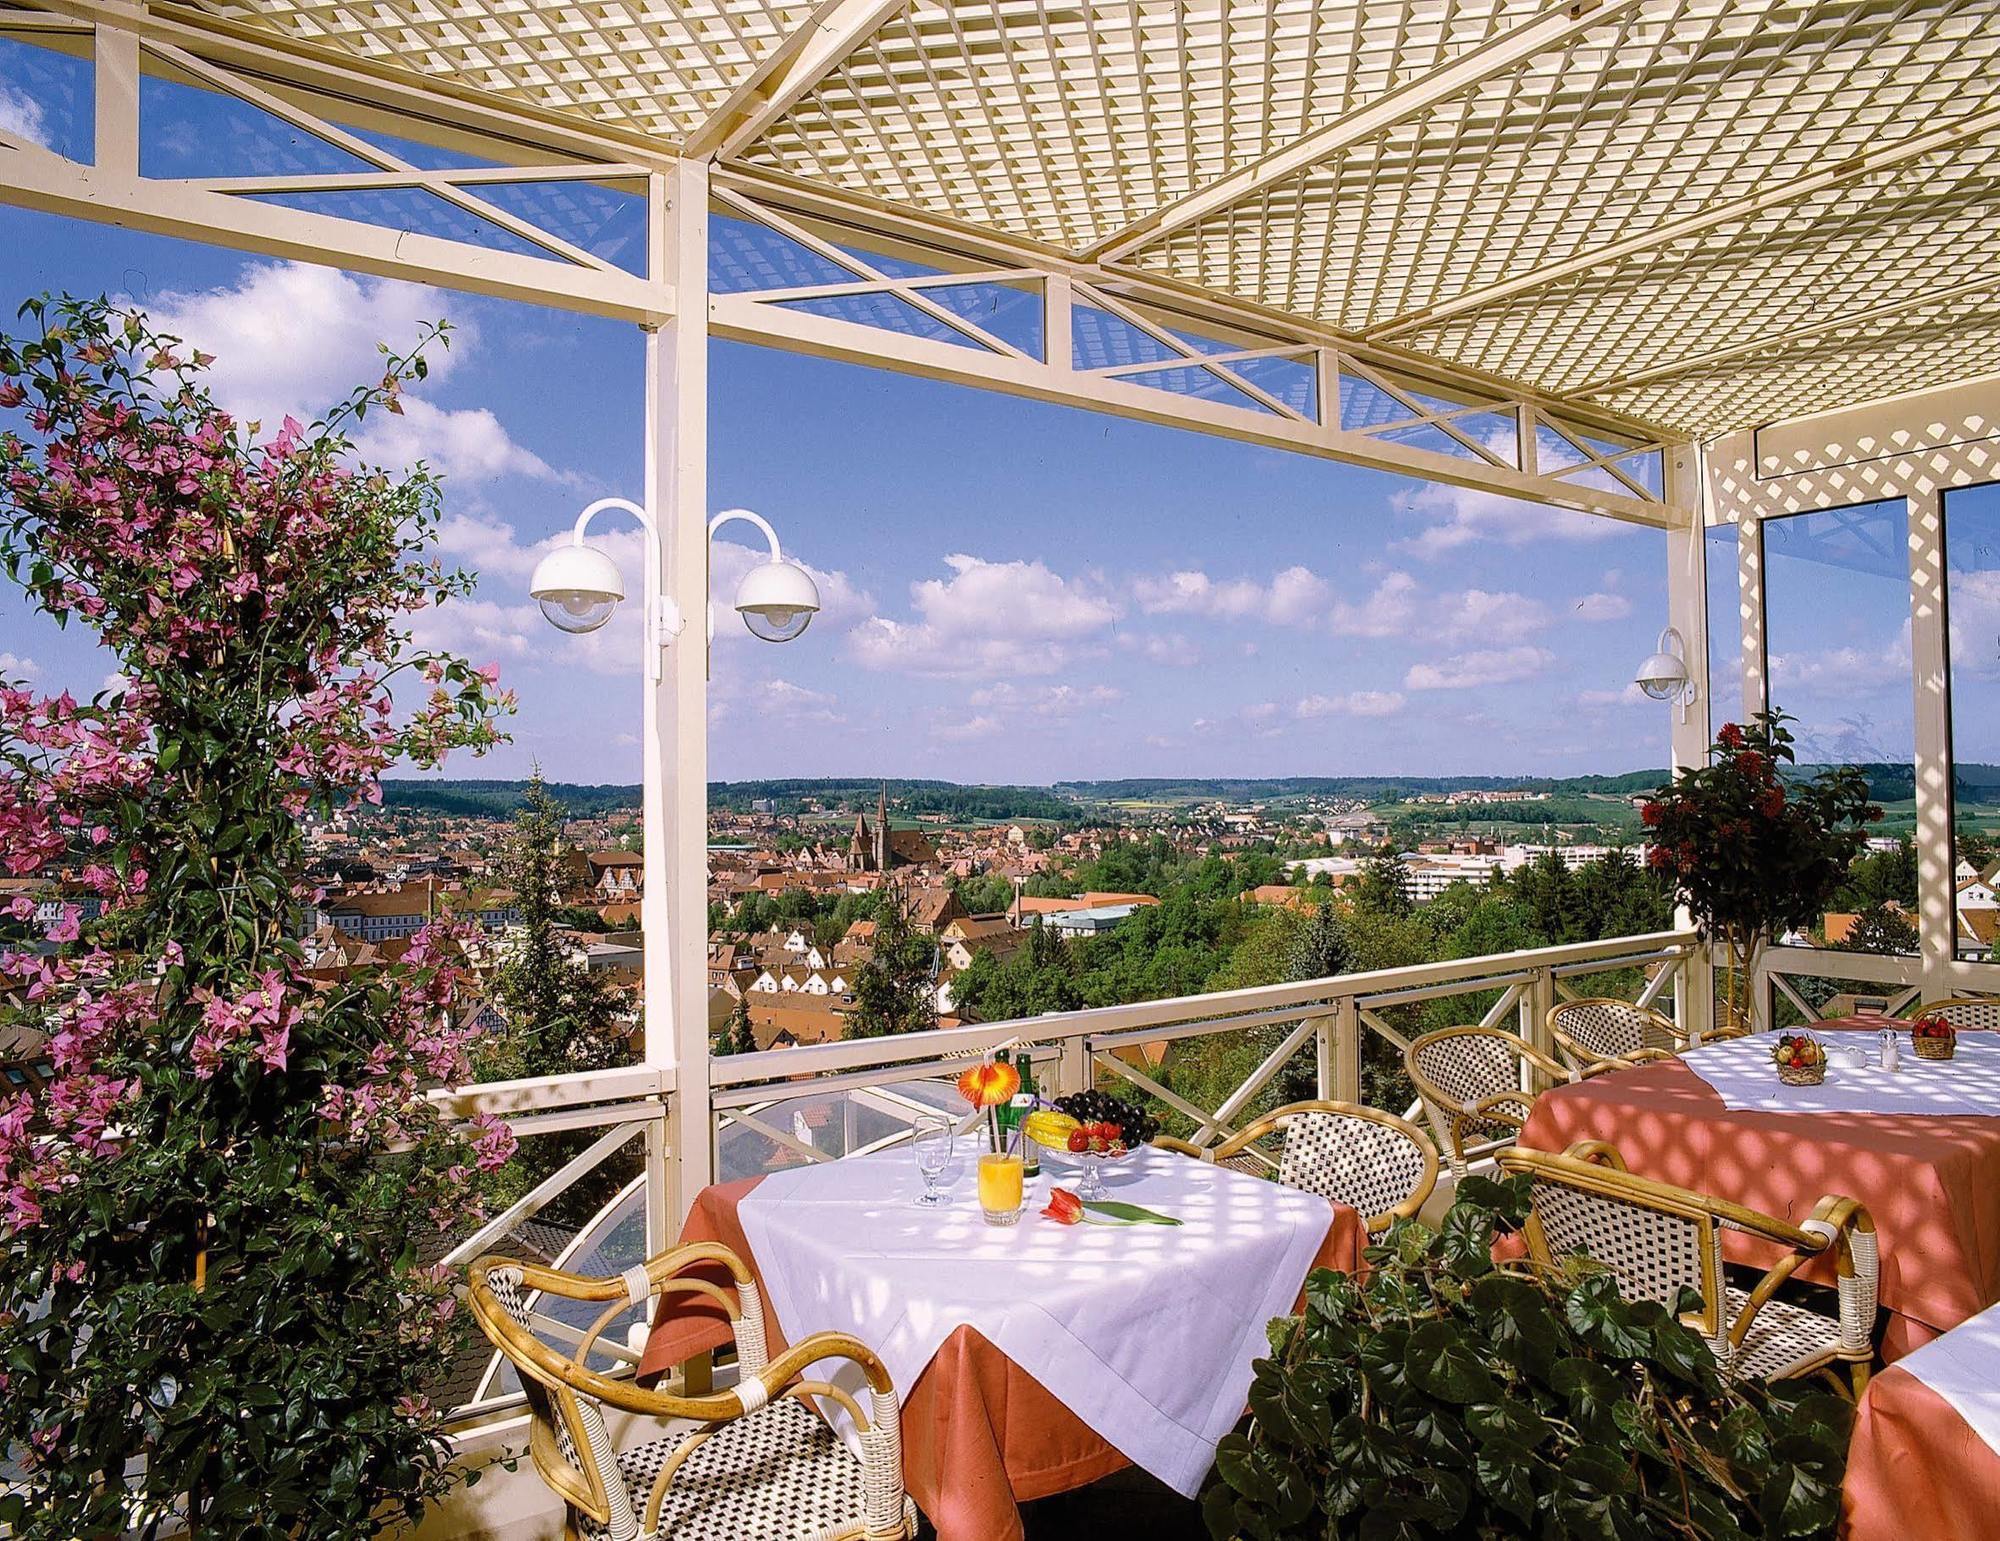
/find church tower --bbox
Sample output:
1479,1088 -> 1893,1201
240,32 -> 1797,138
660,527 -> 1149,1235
875,782 -> 888,872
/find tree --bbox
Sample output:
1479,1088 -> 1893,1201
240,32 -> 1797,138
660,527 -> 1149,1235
716,993 -> 758,1056
1352,847 -> 1412,917
848,888 -> 939,1038
0,300 -> 513,1538
1643,713 -> 1878,1027
1834,903 -> 1919,956
1288,901 -> 1349,982
484,770 -> 628,1079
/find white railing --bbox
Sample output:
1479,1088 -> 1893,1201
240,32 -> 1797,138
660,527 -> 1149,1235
434,928 -> 1703,1427
1753,941 -> 2000,1027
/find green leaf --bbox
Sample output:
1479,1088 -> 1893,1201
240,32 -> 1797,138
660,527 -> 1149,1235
1078,1199 -> 1181,1225
1405,1319 -> 1499,1404
1466,1398 -> 1550,1452
1563,1271 -> 1652,1359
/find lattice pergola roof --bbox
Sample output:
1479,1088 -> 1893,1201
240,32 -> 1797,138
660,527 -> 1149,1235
189,0 -> 2000,438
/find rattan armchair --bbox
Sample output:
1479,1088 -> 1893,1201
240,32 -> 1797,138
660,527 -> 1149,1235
1496,1141 -> 1878,1393
1546,997 -> 1744,1076
1920,996 -> 2000,1030
467,1244 -> 917,1541
1154,1100 -> 1439,1233
1404,1025 -> 1568,1180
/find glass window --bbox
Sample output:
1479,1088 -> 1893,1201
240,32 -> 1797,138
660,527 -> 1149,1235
1706,522 -> 1743,736
1945,482 -> 2000,961
1762,499 -> 1916,956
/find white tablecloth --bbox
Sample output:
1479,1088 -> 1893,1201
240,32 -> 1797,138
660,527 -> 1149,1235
736,1144 -> 1333,1496
1680,1029 -> 2000,1116
1897,1297 -> 2000,1456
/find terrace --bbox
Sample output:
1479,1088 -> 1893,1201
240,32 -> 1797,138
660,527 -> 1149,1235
3,1 -> 2000,1538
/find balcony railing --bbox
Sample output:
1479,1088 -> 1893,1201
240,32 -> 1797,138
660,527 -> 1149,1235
432,927 -> 1710,1430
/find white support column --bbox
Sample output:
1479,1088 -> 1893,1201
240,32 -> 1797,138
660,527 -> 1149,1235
1739,513 -> 1768,719
1664,449 -> 1714,1037
1908,488 -> 1956,1000
642,161 -> 714,1243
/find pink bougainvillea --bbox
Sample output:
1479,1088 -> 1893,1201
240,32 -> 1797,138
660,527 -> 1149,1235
0,296 -> 518,1539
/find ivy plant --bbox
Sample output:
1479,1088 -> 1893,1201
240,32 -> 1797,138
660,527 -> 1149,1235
1202,1175 -> 1852,1540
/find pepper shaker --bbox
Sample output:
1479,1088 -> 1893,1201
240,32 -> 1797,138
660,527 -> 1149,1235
1879,1029 -> 1900,1072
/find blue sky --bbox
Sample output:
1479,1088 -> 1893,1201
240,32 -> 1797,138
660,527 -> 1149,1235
0,202 -> 1691,785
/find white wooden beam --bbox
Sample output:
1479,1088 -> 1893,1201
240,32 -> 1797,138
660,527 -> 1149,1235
1369,102 -> 2000,343
1085,0 -> 1647,265
0,138 -> 672,322
684,0 -> 910,162
711,287 -> 1690,526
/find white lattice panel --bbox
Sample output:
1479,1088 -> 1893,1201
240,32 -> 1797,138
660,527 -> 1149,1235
1595,290 -> 2000,433
196,0 -> 823,140
1131,0 -> 2000,330
1393,126 -> 2000,430
737,0 -> 1548,250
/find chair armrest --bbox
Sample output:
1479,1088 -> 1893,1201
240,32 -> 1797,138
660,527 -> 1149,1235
1151,1135 -> 1213,1160
1726,1195 -> 1877,1356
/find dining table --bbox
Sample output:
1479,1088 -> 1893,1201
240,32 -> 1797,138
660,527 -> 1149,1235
1844,1296 -> 2000,1537
637,1144 -> 1366,1541
1515,1016 -> 2000,1359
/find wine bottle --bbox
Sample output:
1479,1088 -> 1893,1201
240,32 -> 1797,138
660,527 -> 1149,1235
1013,1051 -> 1041,1178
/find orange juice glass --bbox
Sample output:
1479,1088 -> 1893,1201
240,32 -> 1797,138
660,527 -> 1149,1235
977,1152 -> 1024,1226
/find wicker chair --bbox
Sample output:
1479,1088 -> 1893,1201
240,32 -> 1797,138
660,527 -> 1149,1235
467,1244 -> 917,1541
1154,1101 -> 1439,1233
1546,997 -> 1743,1075
1920,996 -> 2000,1031
1404,1025 -> 1569,1180
1496,1141 -> 1878,1393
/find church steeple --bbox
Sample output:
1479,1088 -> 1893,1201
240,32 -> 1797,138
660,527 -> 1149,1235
876,782 -> 888,872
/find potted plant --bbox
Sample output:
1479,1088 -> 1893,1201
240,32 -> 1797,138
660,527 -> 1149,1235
1641,713 -> 1877,1034
1201,1177 -> 1851,1539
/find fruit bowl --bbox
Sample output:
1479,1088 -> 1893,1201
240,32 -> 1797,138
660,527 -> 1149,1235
1024,1094 -> 1158,1201
1911,1016 -> 1957,1061
1772,1031 -> 1827,1086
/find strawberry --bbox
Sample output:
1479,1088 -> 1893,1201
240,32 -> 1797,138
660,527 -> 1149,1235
1066,1129 -> 1090,1153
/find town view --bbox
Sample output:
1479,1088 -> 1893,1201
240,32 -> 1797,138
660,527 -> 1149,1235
208,766 -> 1981,1132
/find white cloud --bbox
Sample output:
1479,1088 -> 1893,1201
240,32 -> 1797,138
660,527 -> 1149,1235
1768,632 -> 1912,693
1328,571 -> 1419,638
1391,483 -> 1622,559
0,86 -> 48,150
1134,565 -> 1330,627
848,554 -> 1120,678
933,714 -> 1003,742
1297,690 -> 1406,719
1575,683 -> 1648,709
1438,588 -> 1551,644
1404,646 -> 1556,691
0,651 -> 40,681
1119,632 -> 1201,668
143,262 -> 555,486
1571,591 -> 1633,622
968,682 -> 1121,718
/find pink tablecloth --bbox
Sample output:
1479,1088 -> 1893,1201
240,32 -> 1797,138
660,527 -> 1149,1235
637,1173 -> 1367,1541
1518,1019 -> 2000,1358
1844,1364 -> 2000,1537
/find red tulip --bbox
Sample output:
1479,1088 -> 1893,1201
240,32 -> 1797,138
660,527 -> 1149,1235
1042,1187 -> 1084,1225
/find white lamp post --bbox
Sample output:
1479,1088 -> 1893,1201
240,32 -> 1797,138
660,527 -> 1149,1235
1634,625 -> 1698,719
529,497 -> 821,673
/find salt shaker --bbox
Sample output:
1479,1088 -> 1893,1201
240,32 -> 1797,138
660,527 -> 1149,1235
1879,1029 -> 1900,1072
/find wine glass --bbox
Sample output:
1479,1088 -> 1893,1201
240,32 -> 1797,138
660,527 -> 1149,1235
912,1113 -> 953,1207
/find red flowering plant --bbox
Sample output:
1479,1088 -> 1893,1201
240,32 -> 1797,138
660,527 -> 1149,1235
1641,712 -> 1877,1031
0,298 -> 517,1539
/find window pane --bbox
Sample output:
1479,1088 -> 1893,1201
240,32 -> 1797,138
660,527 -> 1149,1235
1946,481 -> 2000,961
1706,522 -> 1742,735
1762,499 -> 1916,957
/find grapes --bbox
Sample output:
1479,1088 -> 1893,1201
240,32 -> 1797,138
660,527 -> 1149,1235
1051,1090 -> 1159,1147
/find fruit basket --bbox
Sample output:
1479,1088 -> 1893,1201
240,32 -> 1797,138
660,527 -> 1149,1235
1772,1031 -> 1827,1086
1911,1015 -> 1957,1061
1024,1093 -> 1160,1201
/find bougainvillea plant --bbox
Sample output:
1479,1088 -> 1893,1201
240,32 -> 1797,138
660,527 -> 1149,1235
1641,712 -> 1877,1030
0,296 -> 516,1538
